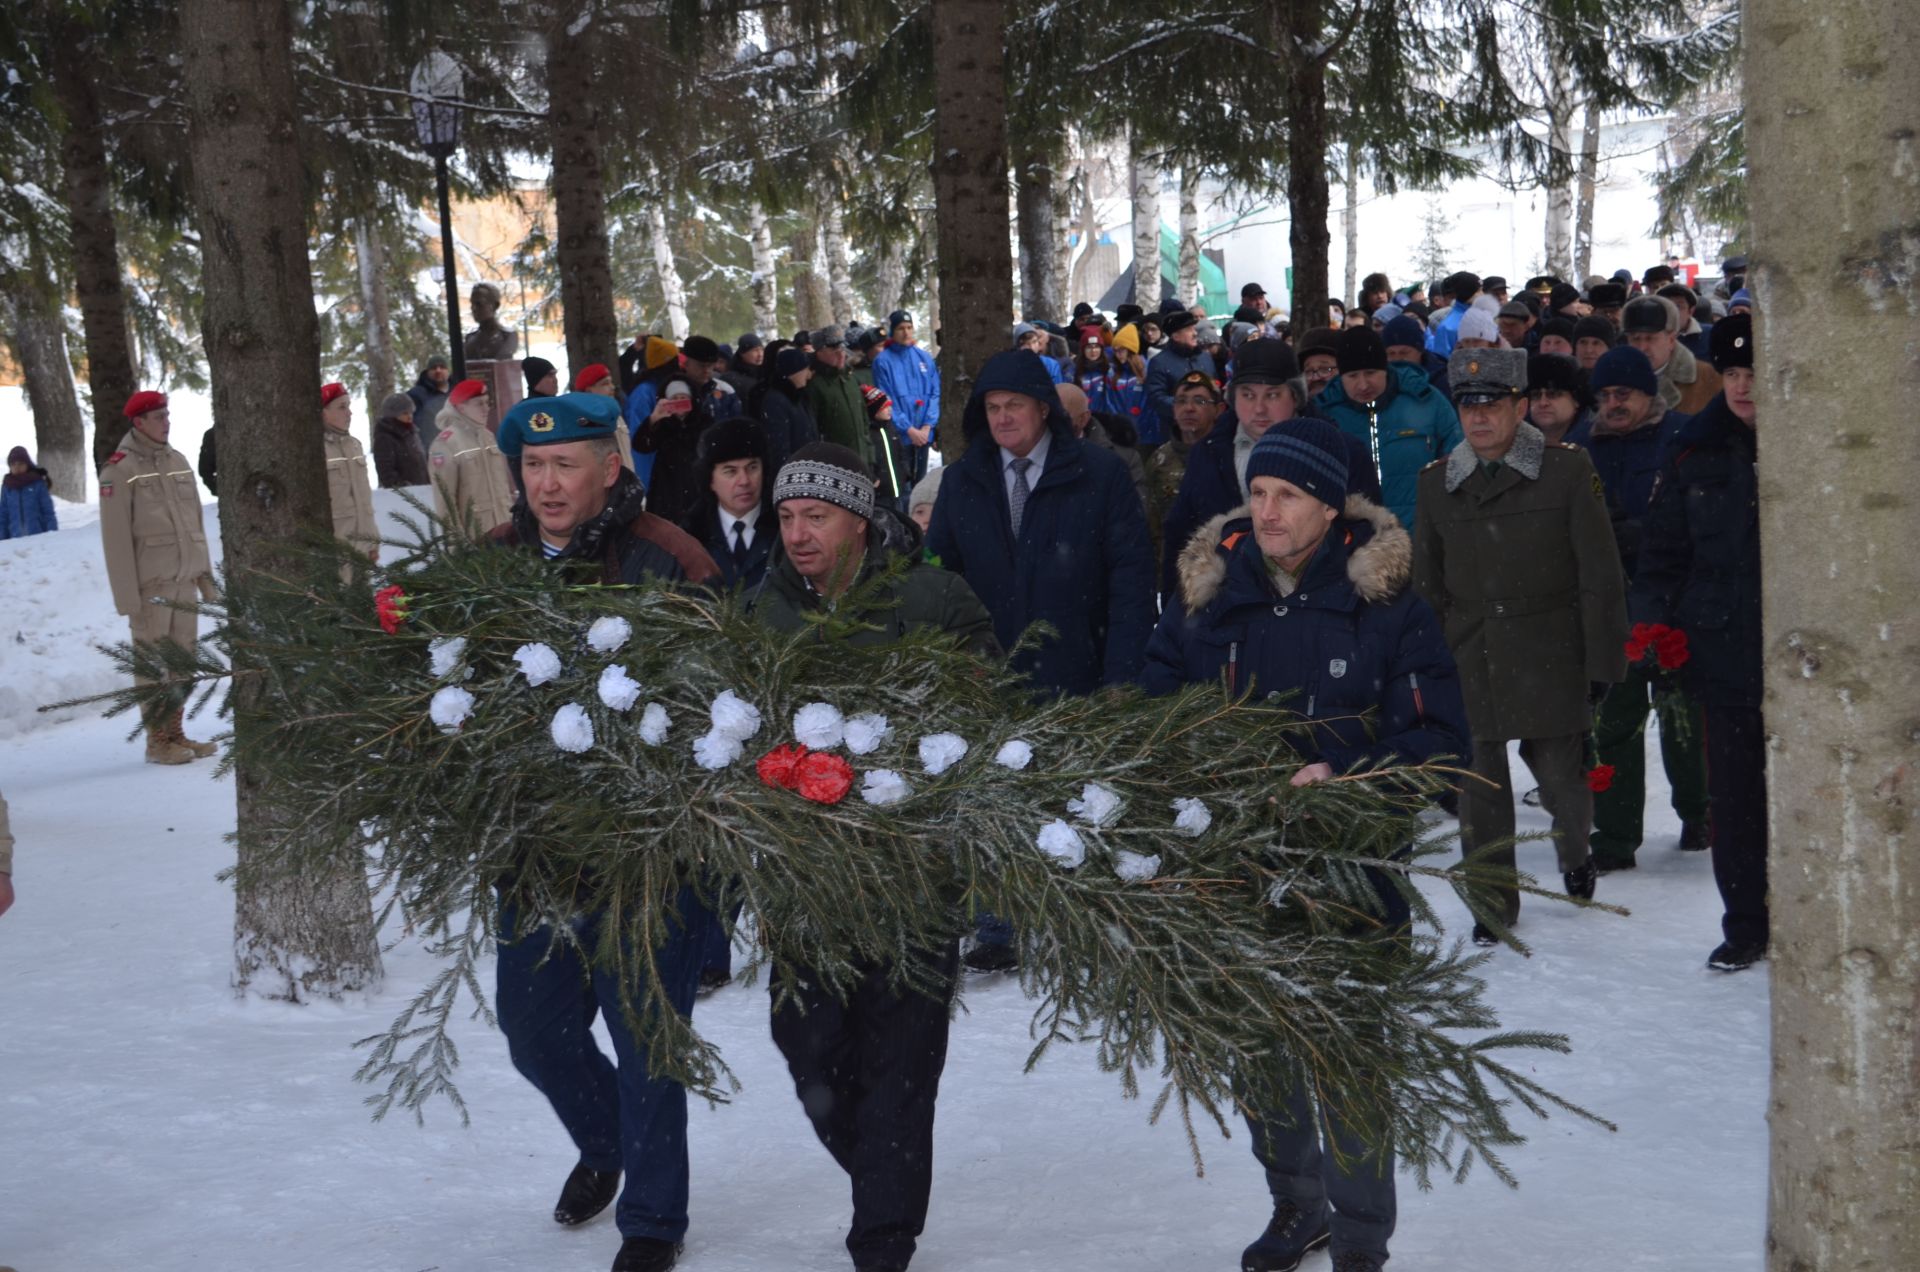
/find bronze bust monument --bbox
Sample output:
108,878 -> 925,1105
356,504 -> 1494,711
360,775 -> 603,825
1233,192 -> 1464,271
463,282 -> 519,361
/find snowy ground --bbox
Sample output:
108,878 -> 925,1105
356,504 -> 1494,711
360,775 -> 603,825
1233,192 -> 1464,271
0,507 -> 1769,1272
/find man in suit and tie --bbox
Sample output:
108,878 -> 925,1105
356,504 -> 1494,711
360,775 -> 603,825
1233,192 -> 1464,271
681,418 -> 775,592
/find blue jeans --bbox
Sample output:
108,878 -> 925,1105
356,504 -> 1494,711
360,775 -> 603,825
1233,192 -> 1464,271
496,889 -> 711,1242
1245,1085 -> 1396,1263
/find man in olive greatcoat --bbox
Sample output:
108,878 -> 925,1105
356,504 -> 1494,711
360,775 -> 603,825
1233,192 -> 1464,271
1412,348 -> 1628,942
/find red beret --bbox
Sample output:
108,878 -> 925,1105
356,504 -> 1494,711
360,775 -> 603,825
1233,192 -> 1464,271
448,378 -> 488,406
573,363 -> 611,390
320,382 -> 349,408
122,390 -> 168,419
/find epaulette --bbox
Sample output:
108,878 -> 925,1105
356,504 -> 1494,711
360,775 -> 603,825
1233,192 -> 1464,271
104,450 -> 127,466
1555,441 -> 1582,450
1421,457 -> 1445,470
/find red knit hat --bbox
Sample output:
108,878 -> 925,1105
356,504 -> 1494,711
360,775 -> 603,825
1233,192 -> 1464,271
447,378 -> 488,406
320,382 -> 349,408
122,390 -> 168,419
573,363 -> 611,390
859,384 -> 892,419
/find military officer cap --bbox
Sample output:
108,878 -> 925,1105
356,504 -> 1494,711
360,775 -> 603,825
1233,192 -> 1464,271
496,391 -> 621,461
1448,347 -> 1528,405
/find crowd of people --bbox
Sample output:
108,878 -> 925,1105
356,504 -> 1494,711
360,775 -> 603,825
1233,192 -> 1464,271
34,250 -> 1764,1272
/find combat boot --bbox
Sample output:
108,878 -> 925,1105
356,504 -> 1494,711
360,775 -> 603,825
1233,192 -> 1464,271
167,710 -> 219,759
145,727 -> 195,765
1241,1198 -> 1331,1271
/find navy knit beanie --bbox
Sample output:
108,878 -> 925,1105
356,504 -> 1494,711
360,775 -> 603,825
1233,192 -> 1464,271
1381,315 -> 1426,352
1246,418 -> 1350,509
1590,346 -> 1659,398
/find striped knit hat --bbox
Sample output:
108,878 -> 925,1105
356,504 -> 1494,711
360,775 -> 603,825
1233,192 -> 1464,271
1245,418 -> 1350,509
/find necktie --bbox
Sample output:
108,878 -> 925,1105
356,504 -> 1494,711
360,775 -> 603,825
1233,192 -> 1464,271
1009,457 -> 1034,537
732,520 -> 749,568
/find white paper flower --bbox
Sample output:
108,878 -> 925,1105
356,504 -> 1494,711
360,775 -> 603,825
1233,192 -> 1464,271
708,690 -> 763,742
428,636 -> 467,679
428,685 -> 474,732
513,642 -> 563,687
550,703 -> 595,753
918,732 -> 969,776
860,769 -> 912,806
793,702 -> 846,750
1037,819 -> 1086,869
993,739 -> 1034,770
597,665 -> 641,712
693,729 -> 744,770
586,616 -> 632,654
1171,796 -> 1213,837
638,702 -> 671,746
1115,850 -> 1162,883
1068,782 -> 1124,828
843,713 -> 892,756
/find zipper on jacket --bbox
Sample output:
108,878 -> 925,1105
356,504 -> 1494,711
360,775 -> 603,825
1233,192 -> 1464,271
1409,671 -> 1425,720
1228,640 -> 1240,696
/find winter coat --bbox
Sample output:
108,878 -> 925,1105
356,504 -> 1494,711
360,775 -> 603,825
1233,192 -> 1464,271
871,342 -> 941,444
1411,423 -> 1629,740
626,370 -> 742,492
686,501 -> 775,592
807,361 -> 874,472
0,467 -> 57,539
1143,346 -> 1217,447
429,410 -> 518,540
1083,416 -> 1149,513
98,427 -> 215,616
490,467 -> 720,588
751,381 -> 820,478
1583,408 -> 1685,580
1313,362 -> 1463,532
372,415 -> 430,488
1628,394 -> 1761,709
1425,301 -> 1469,358
322,428 -> 379,559
197,428 -> 219,497
407,373 -> 451,455
1657,342 -> 1722,417
1142,495 -> 1471,775
1082,358 -> 1150,425
925,361 -> 1156,698
748,514 -> 996,656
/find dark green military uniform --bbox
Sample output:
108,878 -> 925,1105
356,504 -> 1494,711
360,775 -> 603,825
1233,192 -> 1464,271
807,359 -> 874,474
1411,351 -> 1628,923
752,518 -> 996,654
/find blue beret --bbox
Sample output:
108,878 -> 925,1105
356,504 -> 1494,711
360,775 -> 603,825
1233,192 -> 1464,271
497,392 -> 621,460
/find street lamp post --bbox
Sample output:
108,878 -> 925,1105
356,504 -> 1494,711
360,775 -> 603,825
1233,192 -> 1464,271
411,52 -> 466,381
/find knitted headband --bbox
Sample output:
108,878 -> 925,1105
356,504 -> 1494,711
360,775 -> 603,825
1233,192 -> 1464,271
773,457 -> 875,521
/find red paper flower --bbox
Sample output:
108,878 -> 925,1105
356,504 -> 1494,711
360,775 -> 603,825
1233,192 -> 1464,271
374,585 -> 409,634
795,751 -> 855,805
1654,628 -> 1690,671
1586,764 -> 1616,793
756,743 -> 810,790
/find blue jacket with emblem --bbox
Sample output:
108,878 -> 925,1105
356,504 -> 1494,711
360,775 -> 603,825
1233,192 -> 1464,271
1313,361 -> 1462,533
925,350 -> 1156,696
1142,494 -> 1471,775
872,341 -> 942,441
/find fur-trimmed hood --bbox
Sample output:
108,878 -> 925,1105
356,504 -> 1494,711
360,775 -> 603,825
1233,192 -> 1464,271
1443,420 -> 1545,492
1176,493 -> 1412,612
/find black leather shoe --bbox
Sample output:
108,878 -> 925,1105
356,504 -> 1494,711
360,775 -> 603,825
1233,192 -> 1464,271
611,1236 -> 681,1272
1564,859 -> 1598,901
1471,922 -> 1500,947
962,941 -> 1019,973
1680,821 -> 1711,851
553,1162 -> 619,1226
1707,939 -> 1766,972
1241,1198 -> 1332,1271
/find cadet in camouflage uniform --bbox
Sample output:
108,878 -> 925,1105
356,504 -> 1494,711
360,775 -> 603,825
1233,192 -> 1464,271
321,383 -> 378,575
99,391 -> 220,764
1411,348 -> 1628,940
430,379 -> 518,539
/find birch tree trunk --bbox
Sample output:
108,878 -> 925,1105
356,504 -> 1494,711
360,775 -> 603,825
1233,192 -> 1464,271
1543,39 -> 1575,280
1128,134 -> 1161,307
1750,0 -> 1920,1264
748,202 -> 780,335
4,277 -> 89,501
1177,164 -> 1202,307
648,201 -> 690,342
546,9 -> 621,373
821,189 -> 858,325
180,0 -> 381,1003
929,0 -> 1012,457
1573,98 -> 1602,283
1341,146 -> 1360,308
874,235 -> 906,326
353,218 -> 395,406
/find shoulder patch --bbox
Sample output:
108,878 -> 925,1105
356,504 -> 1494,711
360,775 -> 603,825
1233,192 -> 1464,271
107,451 -> 126,465
1422,457 -> 1445,470
437,429 -> 454,441
431,454 -> 447,468
100,483 -> 114,498
1557,442 -> 1581,449
1221,531 -> 1247,553
1592,473 -> 1606,499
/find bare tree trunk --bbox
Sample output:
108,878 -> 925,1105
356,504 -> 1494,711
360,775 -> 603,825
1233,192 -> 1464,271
648,201 -> 690,342
1178,164 -> 1202,307
50,31 -> 138,471
546,11 -> 620,374
929,0 -> 1013,458
748,202 -> 779,335
1573,98 -> 1602,282
920,206 -> 942,351
1274,0 -> 1333,331
1069,163 -> 1102,305
821,189 -> 858,324
1750,1 -> 1920,1265
1543,38 -> 1575,280
874,235 -> 906,326
1342,146 -> 1360,308
353,218 -> 395,407
180,0 -> 381,1002
1128,133 -> 1161,307
3,278 -> 89,501
1050,158 -> 1073,314
1014,141 -> 1061,320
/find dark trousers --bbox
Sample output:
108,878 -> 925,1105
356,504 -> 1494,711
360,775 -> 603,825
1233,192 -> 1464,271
1591,666 -> 1709,862
495,890 -> 712,1242
1460,732 -> 1592,923
1703,705 -> 1769,946
1245,1087 -> 1396,1263
702,900 -> 741,977
770,944 -> 959,1267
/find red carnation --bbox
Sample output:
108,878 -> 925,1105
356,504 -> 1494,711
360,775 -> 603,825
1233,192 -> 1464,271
795,751 -> 855,805
1586,764 -> 1616,793
374,585 -> 409,634
757,743 -> 810,790
1624,636 -> 1648,662
1654,628 -> 1690,671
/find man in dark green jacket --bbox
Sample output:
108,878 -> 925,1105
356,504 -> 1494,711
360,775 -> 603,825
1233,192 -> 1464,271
746,441 -> 993,1272
805,328 -> 875,475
